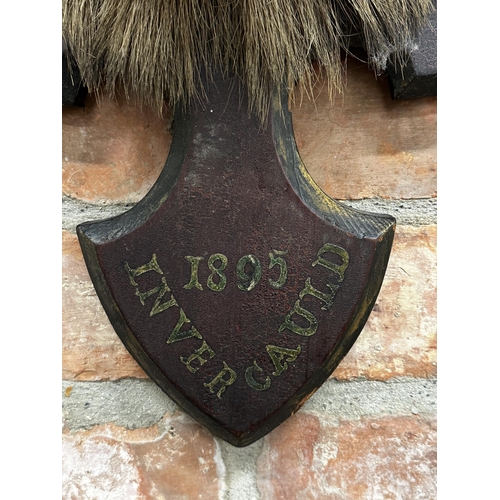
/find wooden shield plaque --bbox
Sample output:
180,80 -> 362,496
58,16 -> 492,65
77,74 -> 395,446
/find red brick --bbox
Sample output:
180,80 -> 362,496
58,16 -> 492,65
62,62 -> 435,205
62,230 -> 146,380
334,224 -> 437,380
62,95 -> 172,204
62,224 -> 436,381
291,63 -> 436,200
257,413 -> 437,500
62,415 -> 222,499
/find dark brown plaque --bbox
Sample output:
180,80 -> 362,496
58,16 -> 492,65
77,74 -> 395,446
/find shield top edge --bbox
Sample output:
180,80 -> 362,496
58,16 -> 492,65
272,88 -> 396,240
76,105 -> 192,245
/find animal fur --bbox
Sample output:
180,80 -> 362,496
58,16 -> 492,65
63,0 -> 434,118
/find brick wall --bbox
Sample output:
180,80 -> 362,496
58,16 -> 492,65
62,61 -> 436,499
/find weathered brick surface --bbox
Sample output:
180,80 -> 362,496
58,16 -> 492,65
257,412 -> 437,500
62,412 -> 436,500
62,62 -> 436,205
62,56 -> 436,500
62,95 -> 172,204
291,63 -> 437,200
62,416 -> 221,500
62,224 -> 436,381
62,230 -> 146,380
334,224 -> 437,380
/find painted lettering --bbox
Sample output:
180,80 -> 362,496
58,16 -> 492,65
183,256 -> 204,290
236,254 -> 262,291
166,307 -> 203,344
124,254 -> 176,316
266,344 -> 302,376
180,341 -> 215,373
207,253 -> 228,292
268,249 -> 288,289
279,300 -> 318,337
245,361 -> 272,390
312,243 -> 349,282
299,277 -> 340,311
204,362 -> 238,398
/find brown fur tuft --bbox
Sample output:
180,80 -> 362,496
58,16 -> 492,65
63,0 -> 434,118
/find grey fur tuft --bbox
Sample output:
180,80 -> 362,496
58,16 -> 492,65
63,0 -> 434,119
